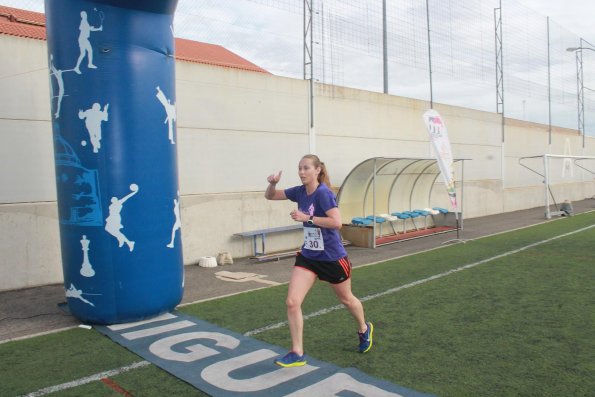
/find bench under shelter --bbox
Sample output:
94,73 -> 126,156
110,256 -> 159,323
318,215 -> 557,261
337,157 -> 467,248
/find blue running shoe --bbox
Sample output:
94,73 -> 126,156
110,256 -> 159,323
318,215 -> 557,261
274,351 -> 307,367
358,322 -> 374,353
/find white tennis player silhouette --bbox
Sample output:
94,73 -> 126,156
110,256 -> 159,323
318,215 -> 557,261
74,10 -> 102,74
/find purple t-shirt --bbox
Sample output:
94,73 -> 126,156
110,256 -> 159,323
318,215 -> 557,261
284,183 -> 346,261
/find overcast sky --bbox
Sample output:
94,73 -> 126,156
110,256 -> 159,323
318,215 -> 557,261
3,0 -> 595,44
3,0 -> 594,133
520,0 -> 595,44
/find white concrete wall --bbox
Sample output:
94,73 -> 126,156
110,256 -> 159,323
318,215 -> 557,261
1,34 -> 594,291
0,36 -> 54,203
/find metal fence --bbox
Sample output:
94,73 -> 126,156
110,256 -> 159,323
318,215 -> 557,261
5,0 -> 595,137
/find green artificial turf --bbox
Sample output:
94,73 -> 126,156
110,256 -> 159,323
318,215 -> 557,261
2,212 -> 593,396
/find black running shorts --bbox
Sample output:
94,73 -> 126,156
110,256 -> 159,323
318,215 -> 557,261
294,253 -> 352,284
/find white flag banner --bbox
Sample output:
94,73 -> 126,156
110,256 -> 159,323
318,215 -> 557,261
422,109 -> 458,211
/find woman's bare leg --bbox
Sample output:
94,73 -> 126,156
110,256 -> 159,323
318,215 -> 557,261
285,266 -> 317,355
331,278 -> 367,333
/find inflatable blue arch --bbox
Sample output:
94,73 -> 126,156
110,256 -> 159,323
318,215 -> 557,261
45,0 -> 183,324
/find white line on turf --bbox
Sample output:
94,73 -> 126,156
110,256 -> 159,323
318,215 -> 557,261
19,361 -> 150,397
244,222 -> 595,336
177,210 -> 595,309
22,221 -> 595,396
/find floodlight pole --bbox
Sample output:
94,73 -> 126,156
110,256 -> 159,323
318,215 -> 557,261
382,0 -> 388,94
373,158 -> 377,248
460,159 -> 465,230
573,41 -> 584,147
547,17 -> 552,145
425,0 -> 433,108
543,155 -> 551,219
304,0 -> 315,154
567,39 -> 595,148
494,0 -> 504,142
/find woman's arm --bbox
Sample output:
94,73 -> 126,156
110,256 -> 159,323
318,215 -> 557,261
290,207 -> 342,230
265,171 -> 287,200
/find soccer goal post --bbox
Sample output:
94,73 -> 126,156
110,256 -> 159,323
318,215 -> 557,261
519,154 -> 595,219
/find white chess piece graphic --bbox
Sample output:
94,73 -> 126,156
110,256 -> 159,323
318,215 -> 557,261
167,191 -> 181,248
79,103 -> 109,153
105,184 -> 139,252
80,235 -> 95,277
74,10 -> 103,74
65,283 -> 96,307
156,86 -> 177,144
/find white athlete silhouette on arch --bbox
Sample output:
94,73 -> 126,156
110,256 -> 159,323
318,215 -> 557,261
105,184 -> 139,252
156,86 -> 177,144
49,54 -> 75,119
74,10 -> 103,74
66,283 -> 97,307
79,102 -> 109,153
167,191 -> 181,248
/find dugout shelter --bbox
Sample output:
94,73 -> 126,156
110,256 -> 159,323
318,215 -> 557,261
337,157 -> 467,248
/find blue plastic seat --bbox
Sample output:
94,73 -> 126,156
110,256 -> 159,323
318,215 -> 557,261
389,211 -> 413,233
391,212 -> 410,219
433,207 -> 449,214
351,217 -> 372,226
366,215 -> 386,223
399,211 -> 421,230
364,216 -> 386,235
412,209 -> 431,228
404,211 -> 420,218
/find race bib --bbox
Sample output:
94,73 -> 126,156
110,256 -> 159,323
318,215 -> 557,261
303,227 -> 324,251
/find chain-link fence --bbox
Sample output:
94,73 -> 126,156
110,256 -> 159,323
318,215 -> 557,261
4,0 -> 595,136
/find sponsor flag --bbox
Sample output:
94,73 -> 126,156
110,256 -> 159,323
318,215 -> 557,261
423,109 -> 457,211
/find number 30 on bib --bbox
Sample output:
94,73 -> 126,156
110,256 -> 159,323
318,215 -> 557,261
303,227 -> 324,251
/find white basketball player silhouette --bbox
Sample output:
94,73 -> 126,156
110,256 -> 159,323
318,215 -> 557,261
105,184 -> 138,252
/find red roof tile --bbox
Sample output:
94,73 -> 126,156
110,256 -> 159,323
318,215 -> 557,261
0,19 -> 45,40
175,37 -> 269,74
0,5 -> 268,73
0,5 -> 45,25
0,5 -> 46,40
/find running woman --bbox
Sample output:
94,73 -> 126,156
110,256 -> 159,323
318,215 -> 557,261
265,154 -> 373,367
